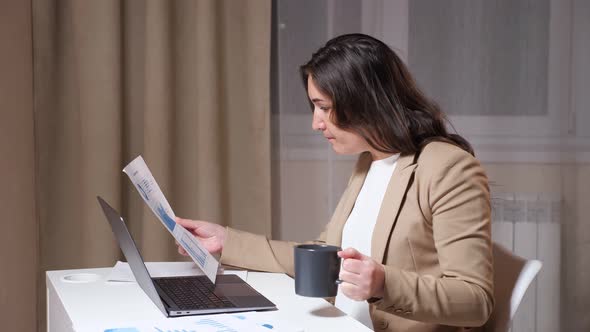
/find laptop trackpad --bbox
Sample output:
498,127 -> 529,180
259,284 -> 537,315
218,284 -> 259,297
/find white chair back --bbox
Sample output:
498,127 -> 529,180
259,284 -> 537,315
509,259 -> 543,319
485,243 -> 543,332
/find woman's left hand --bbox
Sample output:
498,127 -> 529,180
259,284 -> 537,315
338,247 -> 385,301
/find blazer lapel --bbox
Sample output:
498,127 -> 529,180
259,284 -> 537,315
371,153 -> 417,262
326,153 -> 372,246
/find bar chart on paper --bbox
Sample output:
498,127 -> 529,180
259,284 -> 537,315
123,155 -> 220,283
97,313 -> 274,332
196,318 -> 238,331
103,319 -> 232,332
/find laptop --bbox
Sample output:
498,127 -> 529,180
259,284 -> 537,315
97,196 -> 276,317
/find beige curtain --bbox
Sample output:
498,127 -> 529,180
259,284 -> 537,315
0,1 -> 36,331
30,0 -> 270,330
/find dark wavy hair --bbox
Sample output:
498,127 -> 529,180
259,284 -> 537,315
300,33 -> 473,156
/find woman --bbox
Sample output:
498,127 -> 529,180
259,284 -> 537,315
176,33 -> 494,332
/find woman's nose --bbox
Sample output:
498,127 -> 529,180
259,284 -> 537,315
312,110 -> 326,131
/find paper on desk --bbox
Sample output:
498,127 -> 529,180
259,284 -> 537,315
84,313 -> 283,332
106,261 -> 247,282
232,311 -> 303,332
123,156 -> 219,283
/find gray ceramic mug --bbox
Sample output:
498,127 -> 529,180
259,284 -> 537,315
294,244 -> 342,297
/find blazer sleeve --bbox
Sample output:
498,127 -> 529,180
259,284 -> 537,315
218,155 -> 367,277
219,220 -> 337,277
219,228 -> 297,275
369,145 -> 494,327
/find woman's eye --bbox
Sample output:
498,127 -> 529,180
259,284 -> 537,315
320,106 -> 330,111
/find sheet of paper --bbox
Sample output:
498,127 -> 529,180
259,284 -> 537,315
106,261 -> 247,283
83,313 -> 280,332
230,312 -> 304,332
123,156 -> 219,283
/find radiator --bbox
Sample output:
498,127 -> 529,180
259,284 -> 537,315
491,193 -> 561,332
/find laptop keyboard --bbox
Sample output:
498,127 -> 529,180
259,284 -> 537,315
155,276 -> 235,310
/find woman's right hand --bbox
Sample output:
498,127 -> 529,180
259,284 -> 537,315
175,217 -> 227,255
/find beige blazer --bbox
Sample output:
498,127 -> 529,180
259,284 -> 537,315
221,142 -> 494,332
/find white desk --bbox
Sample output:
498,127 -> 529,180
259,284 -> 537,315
46,267 -> 371,332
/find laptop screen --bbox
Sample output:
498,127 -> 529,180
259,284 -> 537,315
98,196 -> 168,316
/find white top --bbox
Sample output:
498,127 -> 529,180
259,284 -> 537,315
335,153 -> 399,329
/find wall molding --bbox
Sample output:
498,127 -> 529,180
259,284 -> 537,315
274,114 -> 590,164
